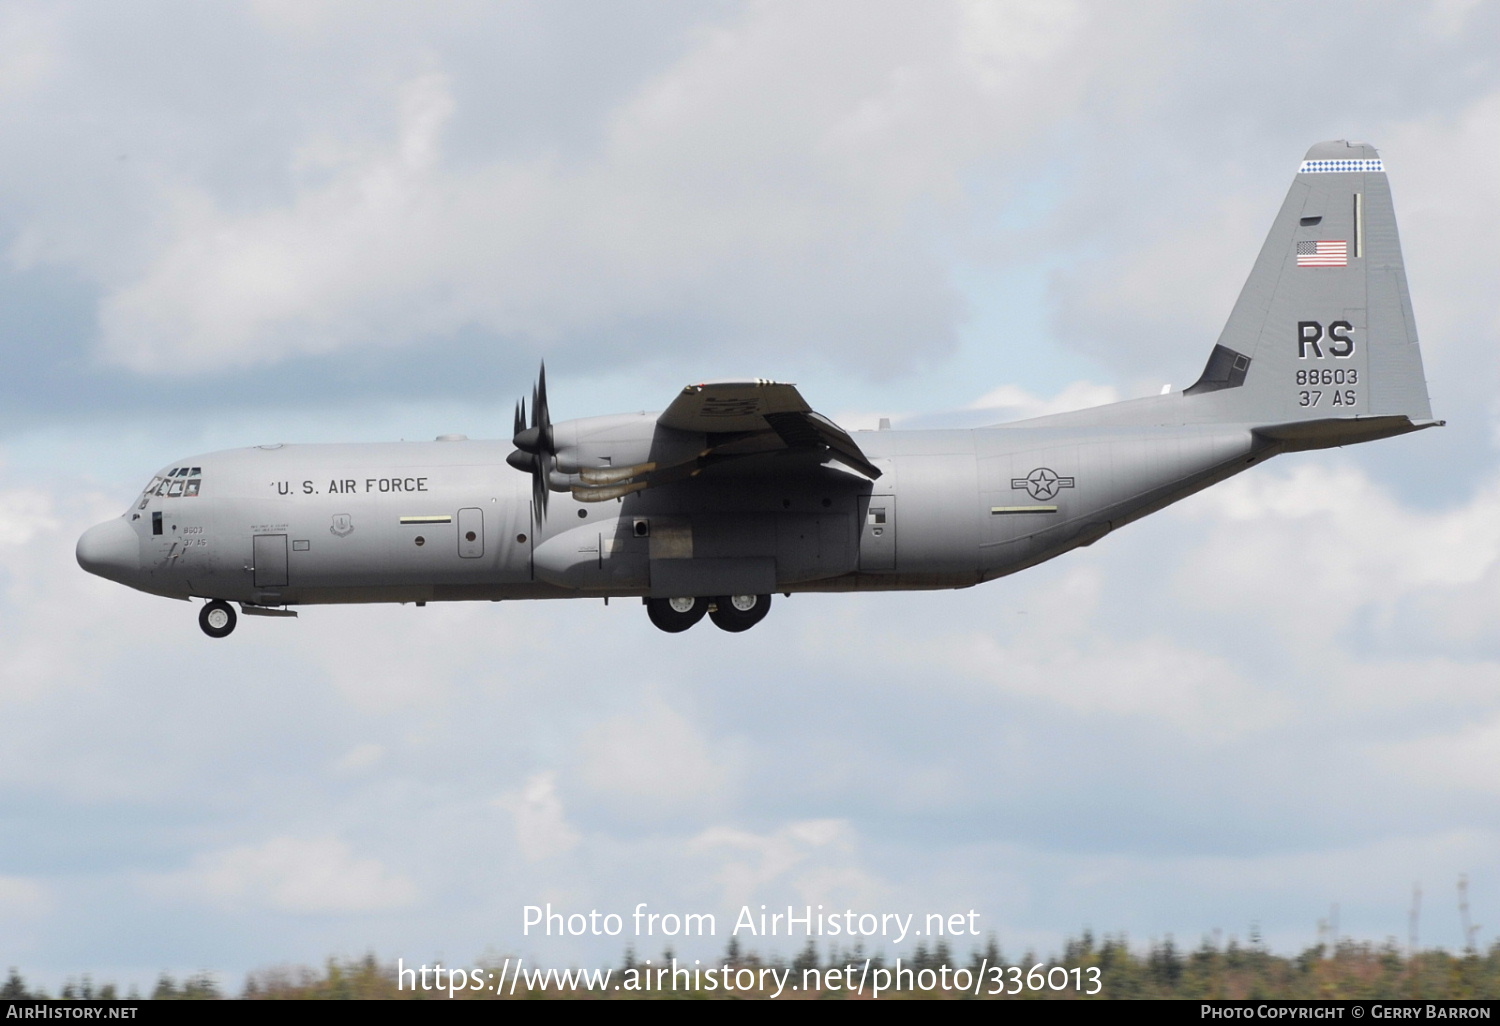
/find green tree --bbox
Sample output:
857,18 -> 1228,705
0,969 -> 26,1000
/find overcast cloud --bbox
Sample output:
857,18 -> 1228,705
2,0 -> 1498,992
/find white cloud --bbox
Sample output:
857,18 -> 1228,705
1383,89 -> 1500,400
1176,462 -> 1500,645
1051,188 -> 1266,374
0,875 -> 50,919
577,699 -> 727,810
1015,826 -> 1499,952
691,819 -> 883,912
2,0 -> 1499,987
497,772 -> 580,863
61,2 -> 1114,378
873,565 -> 1286,739
285,597 -> 540,715
98,74 -> 458,373
0,482 -> 59,547
171,835 -> 418,914
967,381 -> 1122,420
0,476 -> 128,708
0,5 -> 57,105
1422,0 -> 1488,39
333,743 -> 385,775
1385,713 -> 1500,795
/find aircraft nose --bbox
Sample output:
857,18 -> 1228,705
77,518 -> 140,582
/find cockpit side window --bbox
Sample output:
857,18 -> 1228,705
137,476 -> 164,510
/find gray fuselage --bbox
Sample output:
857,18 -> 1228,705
82,414 -> 1264,608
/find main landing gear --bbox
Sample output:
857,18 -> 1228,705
646,594 -> 772,633
708,593 -> 770,632
198,600 -> 237,639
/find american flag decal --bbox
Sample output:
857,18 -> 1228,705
1297,240 -> 1347,267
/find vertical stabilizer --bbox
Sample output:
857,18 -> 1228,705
1185,141 -> 1433,426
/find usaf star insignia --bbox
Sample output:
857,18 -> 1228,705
1011,467 -> 1075,502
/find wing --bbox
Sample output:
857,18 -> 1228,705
571,379 -> 881,502
656,379 -> 812,432
660,380 -> 881,479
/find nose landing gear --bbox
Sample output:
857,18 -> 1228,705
198,600 -> 237,638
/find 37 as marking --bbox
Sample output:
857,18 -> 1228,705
1298,390 -> 1357,407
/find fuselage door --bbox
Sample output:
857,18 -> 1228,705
458,507 -> 484,558
859,495 -> 896,571
252,534 -> 289,588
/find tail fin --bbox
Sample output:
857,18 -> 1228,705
1185,140 -> 1435,434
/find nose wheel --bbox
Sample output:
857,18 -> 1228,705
198,600 -> 237,638
709,593 -> 771,632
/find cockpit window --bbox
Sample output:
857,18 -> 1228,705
135,468 -> 203,510
137,476 -> 164,510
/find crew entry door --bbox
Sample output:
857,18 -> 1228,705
252,534 -> 289,587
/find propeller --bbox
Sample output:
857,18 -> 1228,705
507,363 -> 556,522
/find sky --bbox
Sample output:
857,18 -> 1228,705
2,0 -> 1499,995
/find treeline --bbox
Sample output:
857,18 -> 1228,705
2,968 -> 221,1000
6,933 -> 1500,999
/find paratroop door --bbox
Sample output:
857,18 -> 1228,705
253,534 -> 289,587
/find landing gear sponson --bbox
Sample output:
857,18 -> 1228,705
646,594 -> 772,633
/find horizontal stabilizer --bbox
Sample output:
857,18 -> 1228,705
1252,415 -> 1442,452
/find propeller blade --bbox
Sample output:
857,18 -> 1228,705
532,461 -> 549,522
510,361 -> 558,525
535,362 -> 553,454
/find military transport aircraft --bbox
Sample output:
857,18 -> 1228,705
78,141 -> 1439,637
